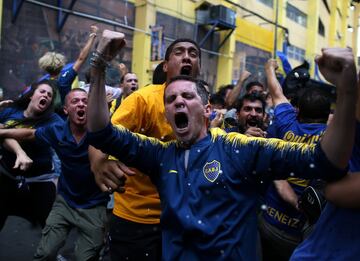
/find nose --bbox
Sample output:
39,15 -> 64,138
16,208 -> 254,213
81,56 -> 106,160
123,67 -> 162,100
250,109 -> 257,116
182,51 -> 191,62
174,96 -> 185,109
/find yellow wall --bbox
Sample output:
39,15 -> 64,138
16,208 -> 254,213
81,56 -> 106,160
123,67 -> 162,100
234,18 -> 274,53
130,0 -> 359,88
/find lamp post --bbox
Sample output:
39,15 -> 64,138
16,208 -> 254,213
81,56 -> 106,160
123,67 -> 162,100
274,0 -> 279,58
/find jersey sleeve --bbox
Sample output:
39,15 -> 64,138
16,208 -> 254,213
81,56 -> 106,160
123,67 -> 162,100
34,125 -> 54,146
88,123 -> 163,178
57,67 -> 78,104
228,134 -> 347,185
272,103 -> 297,137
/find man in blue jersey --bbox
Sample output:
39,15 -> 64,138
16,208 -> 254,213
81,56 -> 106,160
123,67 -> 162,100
87,32 -> 357,260
258,59 -> 333,260
0,88 -> 109,260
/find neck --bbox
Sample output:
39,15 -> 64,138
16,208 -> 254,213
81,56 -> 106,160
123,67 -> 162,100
23,107 -> 36,118
70,122 -> 87,143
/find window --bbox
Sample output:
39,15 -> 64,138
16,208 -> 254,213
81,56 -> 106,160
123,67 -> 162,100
322,0 -> 330,14
257,0 -> 273,8
287,3 -> 307,27
287,45 -> 306,62
318,18 -> 325,36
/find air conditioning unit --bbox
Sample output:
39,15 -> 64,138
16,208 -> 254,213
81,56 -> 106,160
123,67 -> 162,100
209,5 -> 236,28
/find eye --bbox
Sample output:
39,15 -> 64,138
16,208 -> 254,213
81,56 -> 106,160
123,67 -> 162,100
182,92 -> 194,99
165,95 -> 176,104
189,49 -> 198,58
255,108 -> 263,114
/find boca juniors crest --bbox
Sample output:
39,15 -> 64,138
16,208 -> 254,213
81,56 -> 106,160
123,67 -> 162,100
203,160 -> 221,182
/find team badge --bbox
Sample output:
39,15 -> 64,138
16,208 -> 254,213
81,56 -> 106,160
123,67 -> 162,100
203,160 -> 221,182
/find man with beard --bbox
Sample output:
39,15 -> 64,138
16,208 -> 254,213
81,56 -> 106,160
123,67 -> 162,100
235,92 -> 267,137
88,33 -> 201,260
87,31 -> 357,260
0,88 -> 109,260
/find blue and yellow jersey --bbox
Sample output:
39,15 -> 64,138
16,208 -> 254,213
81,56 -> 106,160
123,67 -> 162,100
0,107 -> 63,178
264,102 -> 327,235
88,123 -> 345,261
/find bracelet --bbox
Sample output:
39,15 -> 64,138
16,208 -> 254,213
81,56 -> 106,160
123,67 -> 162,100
90,51 -> 110,70
89,32 -> 97,38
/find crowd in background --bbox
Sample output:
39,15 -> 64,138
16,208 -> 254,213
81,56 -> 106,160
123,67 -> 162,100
0,26 -> 359,261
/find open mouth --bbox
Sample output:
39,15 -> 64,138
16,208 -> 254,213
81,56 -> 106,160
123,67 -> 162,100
131,86 -> 137,91
247,118 -> 260,127
175,112 -> 189,129
77,110 -> 85,118
39,98 -> 47,106
180,65 -> 192,76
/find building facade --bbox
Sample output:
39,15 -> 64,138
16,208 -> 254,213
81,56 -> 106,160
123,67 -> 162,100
0,0 -> 358,97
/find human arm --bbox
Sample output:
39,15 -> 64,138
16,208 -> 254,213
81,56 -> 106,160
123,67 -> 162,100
0,128 -> 35,141
317,47 -> 357,169
265,59 -> 289,106
324,172 -> 360,208
322,95 -> 360,208
225,70 -> 251,107
274,180 -> 299,209
88,30 -> 125,132
72,25 -> 99,72
88,145 -> 135,193
0,100 -> 13,108
2,139 -> 33,170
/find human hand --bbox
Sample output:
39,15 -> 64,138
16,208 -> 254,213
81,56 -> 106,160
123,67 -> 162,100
315,47 -> 356,90
13,152 -> 33,171
118,63 -> 128,76
90,25 -> 99,35
92,158 -> 136,194
96,30 -> 126,62
239,70 -> 251,82
210,109 -> 226,128
244,127 -> 267,137
265,59 -> 278,72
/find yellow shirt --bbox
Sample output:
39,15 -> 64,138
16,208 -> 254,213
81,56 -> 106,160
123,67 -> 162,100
110,83 -> 175,224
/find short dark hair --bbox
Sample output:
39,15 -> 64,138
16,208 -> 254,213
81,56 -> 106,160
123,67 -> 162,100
209,93 -> 225,108
167,75 -> 209,105
298,87 -> 331,123
216,84 -> 234,99
153,61 -> 167,85
245,81 -> 264,92
165,38 -> 201,61
120,72 -> 135,84
235,92 -> 266,114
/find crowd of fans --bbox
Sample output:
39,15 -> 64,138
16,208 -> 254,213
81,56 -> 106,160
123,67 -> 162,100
0,26 -> 359,261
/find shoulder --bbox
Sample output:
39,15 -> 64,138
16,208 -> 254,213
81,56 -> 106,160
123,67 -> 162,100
133,84 -> 165,99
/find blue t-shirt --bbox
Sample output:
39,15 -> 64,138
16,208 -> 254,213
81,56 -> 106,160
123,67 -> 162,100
56,66 -> 77,105
88,124 -> 345,261
35,120 -> 108,208
290,121 -> 360,260
0,107 -> 63,177
263,102 -> 327,236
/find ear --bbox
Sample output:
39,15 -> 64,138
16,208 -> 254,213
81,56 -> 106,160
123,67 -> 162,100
204,103 -> 212,118
63,106 -> 69,116
163,61 -> 168,73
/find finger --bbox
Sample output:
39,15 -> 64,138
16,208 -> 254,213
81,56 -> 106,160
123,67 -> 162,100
117,161 -> 136,176
115,186 -> 126,194
13,160 -> 20,169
